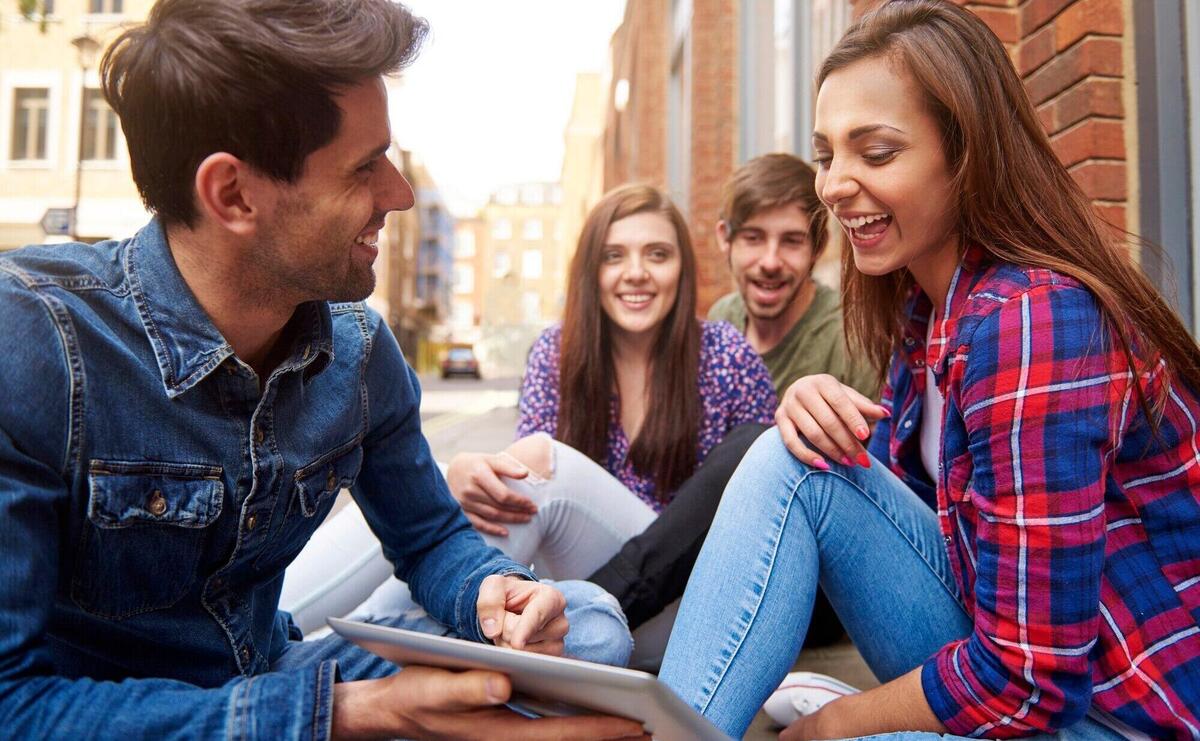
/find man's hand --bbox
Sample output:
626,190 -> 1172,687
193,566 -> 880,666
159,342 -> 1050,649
331,665 -> 649,740
477,575 -> 568,655
446,451 -> 537,536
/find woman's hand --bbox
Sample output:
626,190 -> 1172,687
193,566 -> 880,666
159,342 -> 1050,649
446,452 -> 538,536
775,374 -> 889,470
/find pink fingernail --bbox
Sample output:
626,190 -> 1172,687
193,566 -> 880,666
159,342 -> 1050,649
880,406 -> 892,418
856,426 -> 869,441
857,453 -> 871,468
841,456 -> 853,466
812,458 -> 831,471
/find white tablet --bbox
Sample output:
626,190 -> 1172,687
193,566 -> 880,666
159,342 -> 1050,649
327,617 -> 730,741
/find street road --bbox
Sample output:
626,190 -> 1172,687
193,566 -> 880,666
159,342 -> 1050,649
418,374 -> 522,460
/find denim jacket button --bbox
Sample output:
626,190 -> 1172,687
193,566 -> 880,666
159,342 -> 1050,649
240,646 -> 251,665
147,490 -> 167,516
246,513 -> 258,530
254,427 -> 264,445
326,469 -> 337,491
302,346 -> 311,361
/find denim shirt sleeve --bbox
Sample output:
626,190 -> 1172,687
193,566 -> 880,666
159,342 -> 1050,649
351,317 -> 534,643
0,273 -> 337,739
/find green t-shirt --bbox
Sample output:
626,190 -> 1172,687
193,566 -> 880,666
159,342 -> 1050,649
707,283 -> 880,400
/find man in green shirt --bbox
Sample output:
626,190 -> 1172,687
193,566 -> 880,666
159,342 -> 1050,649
709,153 -> 878,400
708,153 -> 877,647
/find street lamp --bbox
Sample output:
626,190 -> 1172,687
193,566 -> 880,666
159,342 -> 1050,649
70,33 -> 100,241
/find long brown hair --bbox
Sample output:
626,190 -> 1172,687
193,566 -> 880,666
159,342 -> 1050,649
823,0 -> 1200,415
559,184 -> 701,499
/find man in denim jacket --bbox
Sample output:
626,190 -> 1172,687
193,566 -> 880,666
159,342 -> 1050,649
0,1 -> 643,739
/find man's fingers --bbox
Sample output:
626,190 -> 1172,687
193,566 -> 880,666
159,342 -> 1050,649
476,575 -> 508,641
514,715 -> 649,740
502,584 -> 564,650
499,614 -> 569,656
414,667 -> 512,712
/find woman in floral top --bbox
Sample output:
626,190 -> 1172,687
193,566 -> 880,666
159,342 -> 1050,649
446,184 -> 776,664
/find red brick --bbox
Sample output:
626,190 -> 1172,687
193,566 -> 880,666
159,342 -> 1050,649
1054,0 -> 1122,51
1068,160 -> 1126,200
1037,76 -> 1123,134
1020,0 -> 1074,36
1049,117 -> 1125,167
1024,36 -> 1122,105
1017,23 -> 1056,77
1092,202 -> 1126,233
971,6 -> 1020,43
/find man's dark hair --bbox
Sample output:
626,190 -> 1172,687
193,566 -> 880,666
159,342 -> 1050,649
718,153 -> 828,258
101,0 -> 428,226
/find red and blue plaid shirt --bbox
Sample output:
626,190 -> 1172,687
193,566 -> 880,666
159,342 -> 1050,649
867,246 -> 1200,738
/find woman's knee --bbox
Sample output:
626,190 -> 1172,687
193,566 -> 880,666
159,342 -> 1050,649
503,433 -> 554,480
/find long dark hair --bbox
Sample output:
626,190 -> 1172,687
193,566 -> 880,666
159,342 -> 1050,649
824,0 -> 1200,416
559,184 -> 701,499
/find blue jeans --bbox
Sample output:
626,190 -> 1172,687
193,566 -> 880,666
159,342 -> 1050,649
275,577 -> 634,680
658,429 -> 1123,740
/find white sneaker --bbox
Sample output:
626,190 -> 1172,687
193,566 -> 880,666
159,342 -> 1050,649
762,671 -> 860,727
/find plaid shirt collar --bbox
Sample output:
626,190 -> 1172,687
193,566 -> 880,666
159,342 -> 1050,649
899,243 -> 991,378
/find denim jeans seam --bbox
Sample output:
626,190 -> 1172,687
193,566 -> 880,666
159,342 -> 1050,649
811,469 -> 964,609
696,475 -> 805,715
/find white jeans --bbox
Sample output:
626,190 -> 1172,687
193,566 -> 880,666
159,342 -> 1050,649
483,434 -> 677,669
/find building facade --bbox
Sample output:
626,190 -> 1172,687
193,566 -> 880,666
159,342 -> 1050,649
1,0 -> 153,249
604,0 -> 1200,332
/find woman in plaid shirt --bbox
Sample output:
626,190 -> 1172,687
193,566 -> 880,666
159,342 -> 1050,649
659,1 -> 1200,739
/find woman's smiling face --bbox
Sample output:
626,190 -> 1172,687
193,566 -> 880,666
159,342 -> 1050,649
812,54 -> 961,295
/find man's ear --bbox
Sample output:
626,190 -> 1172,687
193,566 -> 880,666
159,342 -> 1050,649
193,153 -> 266,237
715,220 -> 732,257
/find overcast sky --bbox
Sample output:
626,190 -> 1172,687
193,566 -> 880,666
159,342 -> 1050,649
387,0 -> 626,216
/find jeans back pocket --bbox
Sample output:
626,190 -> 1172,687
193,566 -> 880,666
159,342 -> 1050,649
72,460 -> 224,620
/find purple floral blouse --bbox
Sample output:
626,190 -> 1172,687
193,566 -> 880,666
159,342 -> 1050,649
516,321 -> 778,511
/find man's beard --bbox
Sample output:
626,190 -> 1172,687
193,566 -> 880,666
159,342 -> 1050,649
258,202 -> 377,305
744,276 -> 801,321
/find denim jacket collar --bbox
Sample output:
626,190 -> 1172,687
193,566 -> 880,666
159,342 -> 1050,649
125,219 -> 335,398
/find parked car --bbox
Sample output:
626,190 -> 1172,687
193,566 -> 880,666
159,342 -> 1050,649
441,346 -> 481,379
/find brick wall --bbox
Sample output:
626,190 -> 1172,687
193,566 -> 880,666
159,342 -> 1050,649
604,0 -> 669,191
687,0 -> 739,310
854,0 -> 1132,232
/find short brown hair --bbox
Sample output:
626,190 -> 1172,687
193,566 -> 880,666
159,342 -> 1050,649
718,153 -> 828,257
101,0 -> 428,226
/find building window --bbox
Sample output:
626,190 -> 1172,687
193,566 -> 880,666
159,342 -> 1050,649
11,88 -> 49,161
491,218 -> 512,240
522,250 -> 543,279
495,187 -> 518,205
81,88 -> 118,161
522,218 -> 543,240
89,0 -> 123,13
453,264 -> 474,294
493,250 -> 511,277
455,228 -> 476,258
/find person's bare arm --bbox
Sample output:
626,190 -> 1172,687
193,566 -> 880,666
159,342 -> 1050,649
780,668 -> 945,740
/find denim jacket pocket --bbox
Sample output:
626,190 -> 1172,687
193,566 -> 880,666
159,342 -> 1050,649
254,442 -> 363,573
72,460 -> 224,620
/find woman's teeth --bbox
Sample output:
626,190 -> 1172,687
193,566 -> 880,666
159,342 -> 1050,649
840,213 -> 892,239
839,213 -> 889,229
620,294 -> 652,305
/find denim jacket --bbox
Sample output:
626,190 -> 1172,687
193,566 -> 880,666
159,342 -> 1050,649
0,220 -> 532,738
